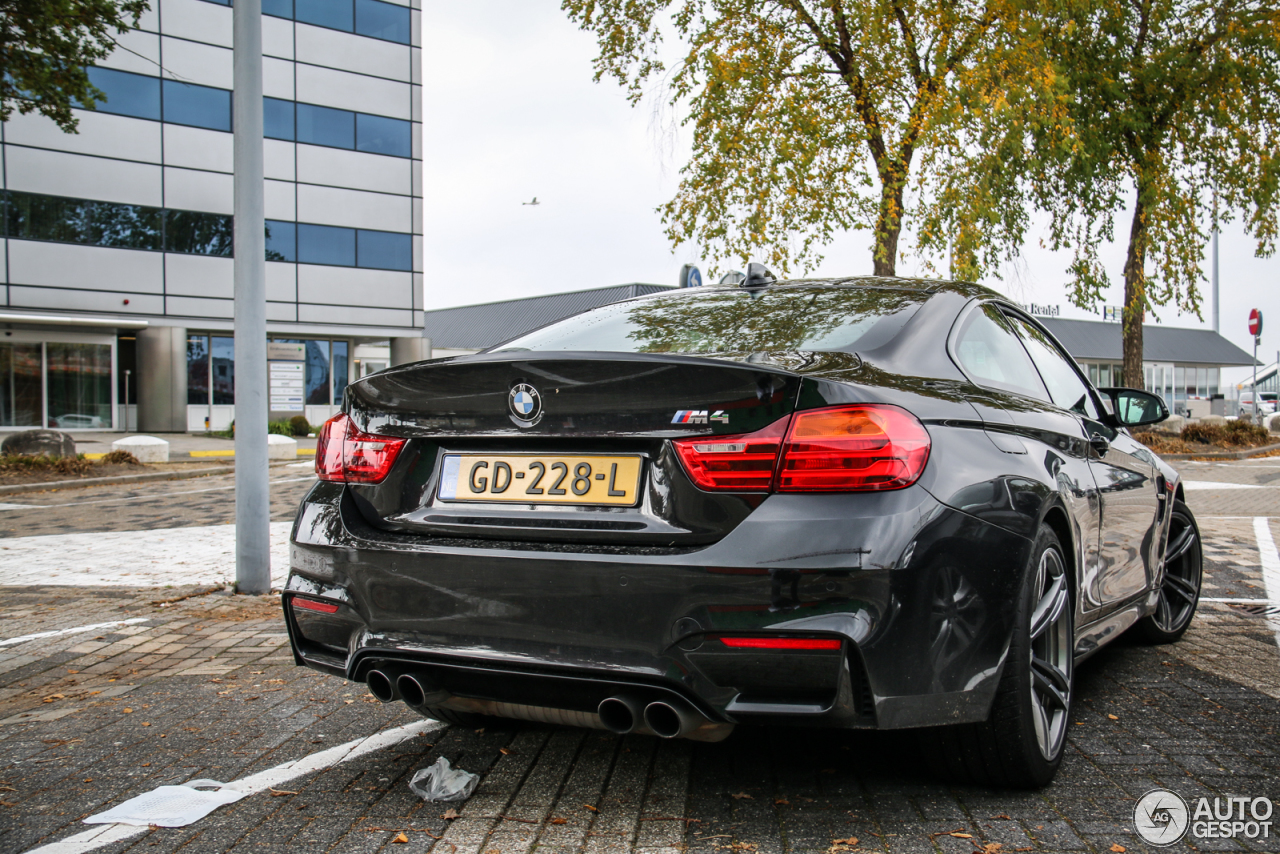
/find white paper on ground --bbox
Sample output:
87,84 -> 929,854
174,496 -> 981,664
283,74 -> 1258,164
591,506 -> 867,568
82,779 -> 247,827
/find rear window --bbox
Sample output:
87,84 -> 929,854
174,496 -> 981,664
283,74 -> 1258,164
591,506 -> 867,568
493,286 -> 926,354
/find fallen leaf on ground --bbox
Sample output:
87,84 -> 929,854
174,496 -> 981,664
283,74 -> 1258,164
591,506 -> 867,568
583,804 -> 598,812
1107,714 -> 1118,720
141,722 -> 151,727
1110,846 -> 1126,853
549,817 -> 567,825
500,747 -> 514,755
269,789 -> 298,797
833,838 -> 858,845
41,694 -> 64,703
392,832 -> 409,843
731,792 -> 753,800
775,798 -> 790,805
978,844 -> 1002,854
949,832 -> 973,838
442,808 -> 460,820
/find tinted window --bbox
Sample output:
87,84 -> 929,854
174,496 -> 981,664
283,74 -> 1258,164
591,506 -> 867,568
263,0 -> 293,17
954,305 -> 1049,401
298,223 -> 355,266
357,229 -> 411,270
297,103 -> 354,149
1008,315 -> 1099,417
264,97 -> 295,140
6,191 -> 163,250
355,0 -> 410,43
188,335 -> 210,405
305,340 -> 331,404
356,113 -> 411,157
295,0 -> 352,31
496,286 -> 926,354
266,219 -> 297,262
162,80 -> 232,131
86,67 -> 160,120
212,336 -> 235,405
165,210 -> 233,255
332,340 -> 349,405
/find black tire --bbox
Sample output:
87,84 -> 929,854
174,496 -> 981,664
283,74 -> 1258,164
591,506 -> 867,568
921,525 -> 1074,788
1132,499 -> 1202,644
420,705 -> 505,729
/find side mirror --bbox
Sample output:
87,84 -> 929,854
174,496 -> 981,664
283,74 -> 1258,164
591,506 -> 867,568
1098,387 -> 1169,427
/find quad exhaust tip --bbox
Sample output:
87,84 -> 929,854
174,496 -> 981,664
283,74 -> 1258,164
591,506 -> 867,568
366,669 -> 397,703
597,696 -> 644,734
396,673 -> 433,708
643,700 -> 703,739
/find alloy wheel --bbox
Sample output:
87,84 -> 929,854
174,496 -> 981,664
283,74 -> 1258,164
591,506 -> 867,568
1153,507 -> 1201,634
1028,546 -> 1072,760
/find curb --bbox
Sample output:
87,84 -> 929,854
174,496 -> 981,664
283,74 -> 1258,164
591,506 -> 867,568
0,461 -> 306,496
1159,441 -> 1280,461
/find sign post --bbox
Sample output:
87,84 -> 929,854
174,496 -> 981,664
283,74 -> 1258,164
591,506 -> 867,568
1250,309 -> 1263,422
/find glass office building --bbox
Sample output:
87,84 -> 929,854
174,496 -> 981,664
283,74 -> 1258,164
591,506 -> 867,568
1,0 -> 424,432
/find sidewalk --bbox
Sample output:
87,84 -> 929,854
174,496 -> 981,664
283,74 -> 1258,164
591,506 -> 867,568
69,431 -> 319,460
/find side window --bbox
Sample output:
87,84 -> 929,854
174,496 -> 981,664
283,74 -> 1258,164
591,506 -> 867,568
955,305 -> 1050,401
1007,315 -> 1101,419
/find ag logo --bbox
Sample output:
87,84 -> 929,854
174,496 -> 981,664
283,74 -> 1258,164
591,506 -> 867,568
1134,788 -> 1189,846
508,383 -> 541,424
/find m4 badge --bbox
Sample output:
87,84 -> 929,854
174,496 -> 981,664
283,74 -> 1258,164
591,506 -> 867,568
672,410 -> 729,425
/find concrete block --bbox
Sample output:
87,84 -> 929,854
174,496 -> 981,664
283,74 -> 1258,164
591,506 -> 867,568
2,429 -> 75,458
112,435 -> 170,463
267,434 -> 298,460
1199,415 -> 1227,426
1266,413 -> 1280,433
1160,415 -> 1186,434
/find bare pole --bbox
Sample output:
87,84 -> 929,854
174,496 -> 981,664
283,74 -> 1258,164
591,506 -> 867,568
234,0 -> 270,595
1212,187 -> 1220,334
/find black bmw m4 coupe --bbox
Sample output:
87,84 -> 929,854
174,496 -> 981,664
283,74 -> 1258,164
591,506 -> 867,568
284,273 -> 1202,787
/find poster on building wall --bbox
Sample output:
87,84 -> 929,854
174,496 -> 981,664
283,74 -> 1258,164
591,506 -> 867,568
267,342 -> 306,418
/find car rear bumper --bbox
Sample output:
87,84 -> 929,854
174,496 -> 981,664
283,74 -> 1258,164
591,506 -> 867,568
285,481 -> 1033,731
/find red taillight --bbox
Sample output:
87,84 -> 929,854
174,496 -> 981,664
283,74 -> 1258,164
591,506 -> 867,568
777,404 -> 930,492
314,412 -> 406,484
671,404 -> 929,493
720,637 -> 841,650
671,419 -> 786,492
292,596 -> 340,614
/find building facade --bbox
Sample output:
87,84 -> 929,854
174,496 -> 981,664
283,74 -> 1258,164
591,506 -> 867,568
1,0 -> 424,432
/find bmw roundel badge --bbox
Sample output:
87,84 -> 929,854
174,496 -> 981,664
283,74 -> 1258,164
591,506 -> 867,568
508,383 -> 541,423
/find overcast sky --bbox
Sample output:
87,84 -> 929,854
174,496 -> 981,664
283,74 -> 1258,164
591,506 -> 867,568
422,1 -> 1279,382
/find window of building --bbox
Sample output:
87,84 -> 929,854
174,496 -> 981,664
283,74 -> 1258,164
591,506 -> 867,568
305,341 -> 330,405
295,0 -> 354,31
212,337 -> 235,405
188,335 -> 210,406
6,192 -> 164,250
297,102 -> 355,149
332,340 -> 349,405
355,112 -> 411,157
264,97 -> 295,141
165,210 -> 233,256
355,0 -> 410,44
0,344 -> 44,427
46,343 -> 113,429
266,219 -> 297,262
263,0 -> 292,15
162,79 -> 232,132
356,229 -> 411,271
85,66 -> 161,120
298,223 -> 356,267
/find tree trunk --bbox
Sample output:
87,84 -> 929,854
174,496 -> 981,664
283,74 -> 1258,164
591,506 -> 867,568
1121,191 -> 1148,391
872,177 -> 905,277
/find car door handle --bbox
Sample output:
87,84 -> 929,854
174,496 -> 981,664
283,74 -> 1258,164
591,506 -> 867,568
1089,434 -> 1110,456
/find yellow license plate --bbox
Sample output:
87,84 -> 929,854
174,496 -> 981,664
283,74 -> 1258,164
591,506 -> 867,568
439,454 -> 643,506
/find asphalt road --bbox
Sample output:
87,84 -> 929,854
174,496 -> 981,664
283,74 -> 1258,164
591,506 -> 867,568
0,461 -> 1278,854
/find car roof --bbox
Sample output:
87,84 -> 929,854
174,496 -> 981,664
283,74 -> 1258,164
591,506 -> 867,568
632,274 -> 999,301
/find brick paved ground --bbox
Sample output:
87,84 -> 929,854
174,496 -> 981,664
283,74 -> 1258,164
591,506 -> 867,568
0,462 -> 1277,853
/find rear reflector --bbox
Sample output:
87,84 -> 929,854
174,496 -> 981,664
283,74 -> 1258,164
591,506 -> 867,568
292,597 -> 340,614
315,413 -> 406,484
671,419 -> 786,491
720,637 -> 841,650
777,404 -> 930,492
671,404 -> 930,493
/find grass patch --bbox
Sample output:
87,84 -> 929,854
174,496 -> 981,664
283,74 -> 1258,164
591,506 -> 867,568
0,451 -> 144,477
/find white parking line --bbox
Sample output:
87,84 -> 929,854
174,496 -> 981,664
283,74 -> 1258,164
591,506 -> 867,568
0,618 -> 150,647
1182,481 -> 1273,490
23,718 -> 444,854
1251,517 -> 1280,647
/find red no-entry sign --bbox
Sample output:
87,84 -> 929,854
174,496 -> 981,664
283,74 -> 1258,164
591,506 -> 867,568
1249,309 -> 1263,338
